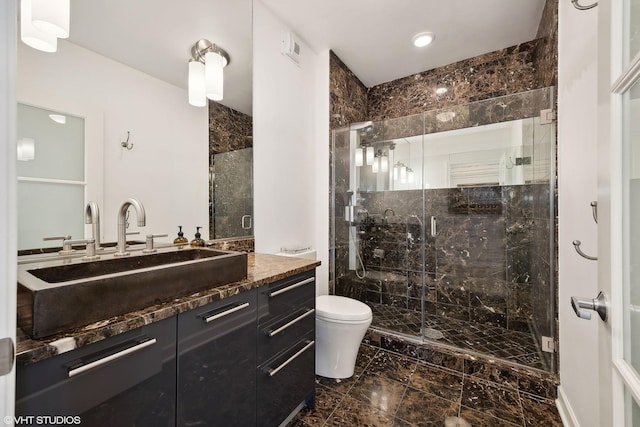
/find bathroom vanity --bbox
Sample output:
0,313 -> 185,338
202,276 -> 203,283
15,253 -> 319,426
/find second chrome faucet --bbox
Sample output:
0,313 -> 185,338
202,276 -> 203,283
114,198 -> 146,257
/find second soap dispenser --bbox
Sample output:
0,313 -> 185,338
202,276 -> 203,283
190,226 -> 205,247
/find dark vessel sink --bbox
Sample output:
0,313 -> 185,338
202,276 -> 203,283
17,247 -> 248,339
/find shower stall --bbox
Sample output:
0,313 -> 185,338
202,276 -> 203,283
330,87 -> 556,373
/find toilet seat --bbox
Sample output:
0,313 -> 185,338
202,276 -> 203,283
316,295 -> 372,322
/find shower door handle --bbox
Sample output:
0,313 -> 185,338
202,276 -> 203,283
571,291 -> 607,321
241,215 -> 252,230
430,216 -> 437,237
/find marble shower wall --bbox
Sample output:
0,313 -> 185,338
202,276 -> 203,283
208,101 -> 254,243
335,184 -> 548,334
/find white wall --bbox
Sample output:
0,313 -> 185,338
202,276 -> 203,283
16,40 -> 208,244
557,1 -> 599,426
0,0 -> 17,418
253,1 -> 330,294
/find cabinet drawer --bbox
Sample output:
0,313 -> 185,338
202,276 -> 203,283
257,334 -> 315,427
177,290 -> 257,427
16,316 -> 175,424
258,272 -> 315,326
258,301 -> 314,364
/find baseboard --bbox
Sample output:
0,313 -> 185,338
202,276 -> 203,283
556,386 -> 580,427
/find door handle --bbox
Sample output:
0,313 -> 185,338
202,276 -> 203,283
241,215 -> 252,230
571,291 -> 607,321
0,337 -> 14,376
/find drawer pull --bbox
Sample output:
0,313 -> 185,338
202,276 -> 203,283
204,302 -> 250,323
267,309 -> 315,337
68,337 -> 156,378
269,277 -> 314,297
266,340 -> 315,377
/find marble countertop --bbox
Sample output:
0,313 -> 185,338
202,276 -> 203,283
16,253 -> 320,367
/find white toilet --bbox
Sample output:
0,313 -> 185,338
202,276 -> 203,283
315,294 -> 372,378
276,247 -> 373,379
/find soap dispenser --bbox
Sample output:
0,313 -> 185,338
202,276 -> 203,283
190,227 -> 205,247
173,226 -> 188,246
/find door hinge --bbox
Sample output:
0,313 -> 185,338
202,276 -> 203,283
540,109 -> 556,125
541,336 -> 557,353
0,337 -> 15,376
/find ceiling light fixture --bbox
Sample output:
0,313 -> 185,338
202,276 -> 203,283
412,32 -> 435,48
20,0 -> 70,53
49,114 -> 66,124
435,87 -> 448,95
188,39 -> 230,107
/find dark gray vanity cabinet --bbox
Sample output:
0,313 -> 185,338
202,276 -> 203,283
177,290 -> 258,426
15,316 -> 176,427
256,272 -> 316,426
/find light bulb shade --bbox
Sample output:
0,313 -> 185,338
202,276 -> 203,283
205,51 -> 224,101
365,146 -> 374,165
372,157 -> 379,173
188,60 -> 206,107
31,0 -> 70,39
407,169 -> 415,183
393,164 -> 399,180
400,165 -> 407,183
21,0 -> 57,52
17,138 -> 35,161
380,155 -> 389,173
355,148 -> 363,167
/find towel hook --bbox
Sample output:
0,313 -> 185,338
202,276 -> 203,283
121,131 -> 134,150
572,0 -> 597,10
590,201 -> 598,223
573,240 -> 597,261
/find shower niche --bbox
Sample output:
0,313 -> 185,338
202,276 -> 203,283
331,87 -> 556,373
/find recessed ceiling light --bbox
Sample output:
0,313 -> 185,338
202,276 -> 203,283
435,87 -> 448,95
49,114 -> 66,124
412,32 -> 435,48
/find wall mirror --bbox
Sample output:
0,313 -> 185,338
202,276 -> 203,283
16,0 -> 252,250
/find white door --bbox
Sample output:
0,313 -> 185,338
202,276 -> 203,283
597,0 -> 640,425
0,0 -> 17,422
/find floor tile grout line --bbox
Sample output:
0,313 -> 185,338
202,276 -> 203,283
318,346 -> 382,426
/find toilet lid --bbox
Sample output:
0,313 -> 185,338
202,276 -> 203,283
316,295 -> 372,322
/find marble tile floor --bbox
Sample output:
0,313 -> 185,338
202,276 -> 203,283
288,344 -> 562,427
367,303 -> 548,372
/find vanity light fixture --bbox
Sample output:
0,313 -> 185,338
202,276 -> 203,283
355,148 -> 364,167
188,39 -> 230,107
380,154 -> 389,173
412,32 -> 435,48
372,156 -> 379,173
20,0 -> 65,53
31,0 -> 70,38
407,168 -> 415,184
365,146 -> 374,165
17,138 -> 35,161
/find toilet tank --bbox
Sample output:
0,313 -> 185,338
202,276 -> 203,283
276,246 -> 316,260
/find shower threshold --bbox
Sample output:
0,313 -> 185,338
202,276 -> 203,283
366,302 -> 552,372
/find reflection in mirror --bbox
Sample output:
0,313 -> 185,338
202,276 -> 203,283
17,104 -> 85,250
356,117 -> 551,192
16,0 -> 253,247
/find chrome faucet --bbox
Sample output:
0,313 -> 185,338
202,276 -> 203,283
85,201 -> 101,250
114,198 -> 146,257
